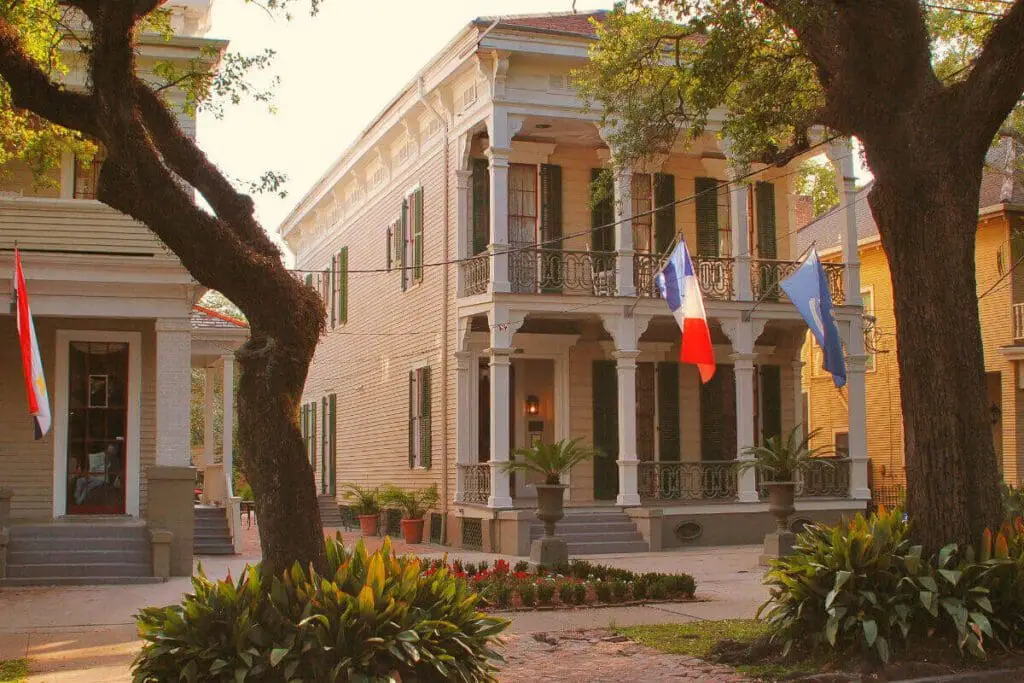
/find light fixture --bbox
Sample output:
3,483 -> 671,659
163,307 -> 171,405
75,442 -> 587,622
525,395 -> 540,415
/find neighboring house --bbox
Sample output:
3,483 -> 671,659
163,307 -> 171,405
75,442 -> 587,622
279,10 -> 871,554
798,144 -> 1024,506
0,1 -> 237,585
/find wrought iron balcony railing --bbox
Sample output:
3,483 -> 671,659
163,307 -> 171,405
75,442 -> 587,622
459,463 -> 491,505
638,460 -> 738,502
757,457 -> 851,498
634,253 -> 735,301
751,259 -> 846,306
508,248 -> 618,296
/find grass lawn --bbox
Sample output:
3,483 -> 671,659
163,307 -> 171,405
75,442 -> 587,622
0,659 -> 29,683
615,619 -> 822,680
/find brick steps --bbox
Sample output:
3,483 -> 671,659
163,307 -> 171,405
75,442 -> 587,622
193,506 -> 235,555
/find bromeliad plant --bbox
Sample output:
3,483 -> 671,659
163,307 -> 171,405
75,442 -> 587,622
133,535 -> 508,682
736,425 -> 835,482
500,438 -> 598,484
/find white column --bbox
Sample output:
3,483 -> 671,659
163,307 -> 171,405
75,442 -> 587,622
614,350 -> 641,506
826,138 -> 861,305
486,148 -> 511,293
155,318 -> 192,467
843,315 -> 870,499
455,168 -> 472,296
203,366 -> 216,467
221,354 -> 235,496
614,166 -> 636,297
733,353 -> 759,502
792,360 -> 805,443
487,349 -> 514,508
454,350 -> 473,503
729,176 -> 752,300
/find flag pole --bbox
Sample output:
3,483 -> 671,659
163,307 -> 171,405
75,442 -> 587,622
742,240 -> 817,322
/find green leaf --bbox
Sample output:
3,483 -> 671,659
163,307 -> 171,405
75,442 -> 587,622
970,612 -> 993,637
938,569 -> 962,586
876,635 -> 891,663
834,570 -> 852,590
825,615 -> 840,646
862,619 -> 878,647
270,647 -> 289,668
917,576 -> 938,592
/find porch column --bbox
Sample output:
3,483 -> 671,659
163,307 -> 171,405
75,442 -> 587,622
221,354 -> 235,497
826,138 -> 861,305
454,350 -> 473,503
155,318 -> 192,467
455,168 -> 472,296
725,144 -> 752,300
486,110 -> 525,295
613,350 -> 641,506
733,353 -> 759,502
792,360 -> 805,441
845,313 -> 871,499
487,349 -> 514,508
203,366 -> 216,467
613,166 -> 636,297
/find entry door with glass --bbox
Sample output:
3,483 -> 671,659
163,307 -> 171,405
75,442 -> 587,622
66,341 -> 129,514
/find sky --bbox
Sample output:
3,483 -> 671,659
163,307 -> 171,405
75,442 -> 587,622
197,0 -> 609,241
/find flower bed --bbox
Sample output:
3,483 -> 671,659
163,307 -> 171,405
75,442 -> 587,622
422,558 -> 697,611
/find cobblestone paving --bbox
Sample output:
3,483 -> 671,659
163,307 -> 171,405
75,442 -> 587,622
498,629 -> 749,682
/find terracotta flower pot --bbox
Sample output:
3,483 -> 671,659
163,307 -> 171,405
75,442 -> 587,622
534,484 -> 568,537
764,482 -> 796,532
400,518 -> 425,544
358,514 -> 379,537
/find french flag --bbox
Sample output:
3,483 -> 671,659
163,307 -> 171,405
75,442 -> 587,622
655,240 -> 716,383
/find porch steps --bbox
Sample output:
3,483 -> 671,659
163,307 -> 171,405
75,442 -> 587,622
318,495 -> 346,528
193,505 -> 235,555
529,511 -> 649,555
0,520 -> 161,586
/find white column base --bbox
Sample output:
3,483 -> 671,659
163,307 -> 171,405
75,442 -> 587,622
616,459 -> 640,507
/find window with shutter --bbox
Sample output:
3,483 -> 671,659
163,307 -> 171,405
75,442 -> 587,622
632,173 -> 654,253
328,394 -> 337,496
590,169 -> 614,253
338,247 -> 348,324
400,199 -> 409,291
330,255 -> 337,328
310,401 -> 318,470
540,164 -> 563,293
592,360 -> 619,500
755,182 -> 777,259
413,187 -> 424,282
471,158 -> 490,255
420,366 -> 432,469
759,365 -> 782,442
408,370 -> 416,468
386,225 -> 393,271
657,362 -> 680,461
695,177 -> 720,257
700,364 -> 736,461
321,396 -> 329,492
304,273 -> 312,287
301,404 -> 308,461
653,173 -> 676,255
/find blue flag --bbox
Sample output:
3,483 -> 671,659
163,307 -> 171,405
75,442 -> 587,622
780,249 -> 847,388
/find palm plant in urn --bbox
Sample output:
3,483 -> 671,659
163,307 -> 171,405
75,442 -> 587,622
501,438 -> 596,569
736,425 -> 833,563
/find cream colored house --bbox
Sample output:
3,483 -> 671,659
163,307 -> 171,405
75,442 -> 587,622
0,1 -> 241,584
280,10 -> 871,554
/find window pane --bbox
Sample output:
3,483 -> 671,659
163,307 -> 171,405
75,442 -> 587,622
632,174 -> 652,253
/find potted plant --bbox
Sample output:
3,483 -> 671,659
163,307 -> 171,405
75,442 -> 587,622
381,484 -> 439,544
736,426 -> 833,562
501,438 -> 597,568
341,483 -> 382,537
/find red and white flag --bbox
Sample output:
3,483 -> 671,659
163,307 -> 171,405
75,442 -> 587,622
14,249 -> 51,439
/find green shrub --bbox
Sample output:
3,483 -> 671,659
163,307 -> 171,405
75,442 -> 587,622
514,560 -> 530,573
632,579 -> 647,601
572,583 -> 587,605
519,583 -> 537,607
478,560 -> 490,572
611,580 -> 627,602
495,584 -> 512,609
537,582 -> 556,605
464,562 -> 478,576
558,582 -> 574,605
133,536 -> 508,682
649,579 -> 668,600
595,581 -> 612,603
238,483 -> 254,502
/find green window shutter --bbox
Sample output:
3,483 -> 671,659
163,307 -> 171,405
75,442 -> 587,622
400,199 -> 409,291
653,173 -> 676,254
592,360 -> 619,500
311,401 -> 317,470
657,362 -> 680,461
408,371 -> 415,468
471,158 -> 490,255
590,169 -> 614,253
328,394 -> 337,494
700,365 -> 737,461
420,366 -> 432,469
413,188 -> 424,282
338,247 -> 348,324
695,177 -> 720,257
329,255 -> 337,328
386,225 -> 393,271
540,164 -> 563,293
304,273 -> 312,287
759,365 -> 782,442
321,396 -> 329,493
755,182 -> 777,260
301,404 -> 308,460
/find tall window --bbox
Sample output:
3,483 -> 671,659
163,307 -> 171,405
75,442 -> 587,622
508,164 -> 537,247
402,188 -> 424,289
409,367 -> 432,469
73,147 -> 106,200
834,431 -> 850,458
715,184 -> 732,257
632,173 -> 654,253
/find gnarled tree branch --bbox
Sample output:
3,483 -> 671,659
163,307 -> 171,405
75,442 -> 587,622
960,0 -> 1024,148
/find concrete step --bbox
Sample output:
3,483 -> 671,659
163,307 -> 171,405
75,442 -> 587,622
531,522 -> 639,535
566,540 -> 651,555
0,576 -> 164,587
7,562 -> 152,579
529,530 -> 644,543
193,544 -> 236,555
9,523 -> 147,540
7,549 -> 147,565
7,537 -> 149,552
192,506 -> 233,554
194,521 -> 230,532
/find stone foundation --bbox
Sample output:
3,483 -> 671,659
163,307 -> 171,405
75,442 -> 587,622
145,466 -> 195,576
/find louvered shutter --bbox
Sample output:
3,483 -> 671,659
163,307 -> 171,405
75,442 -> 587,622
386,225 -> 393,271
329,255 -> 337,328
304,273 -> 312,287
695,177 -> 720,257
408,371 -> 415,468
540,164 -> 563,293
755,182 -> 777,259
420,367 -> 432,469
400,199 -> 409,291
321,396 -> 329,493
328,394 -> 337,496
301,404 -> 308,461
592,360 -> 619,500
338,247 -> 348,324
311,401 -> 317,470
413,188 -> 424,282
657,362 -> 680,461
590,169 -> 614,253
471,158 -> 490,255
759,365 -> 782,442
653,173 -> 676,255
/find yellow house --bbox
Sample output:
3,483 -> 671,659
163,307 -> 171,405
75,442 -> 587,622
797,152 -> 1024,506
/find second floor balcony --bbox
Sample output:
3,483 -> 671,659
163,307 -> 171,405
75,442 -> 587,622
462,247 -> 847,305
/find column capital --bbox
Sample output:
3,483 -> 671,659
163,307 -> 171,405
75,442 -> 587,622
155,317 -> 192,334
601,313 -> 652,352
612,349 -> 642,362
486,348 -> 513,366
730,352 -> 758,368
455,168 -> 473,188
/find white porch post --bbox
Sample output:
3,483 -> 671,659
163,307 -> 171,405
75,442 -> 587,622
221,354 -> 235,497
155,318 -> 192,467
613,166 -> 636,297
454,350 -> 473,503
844,315 -> 871,499
486,110 -> 525,295
792,360 -> 805,441
724,317 -> 762,502
203,366 -> 216,467
487,349 -> 514,508
725,143 -> 752,300
613,350 -> 641,506
826,138 -> 861,305
455,168 -> 472,296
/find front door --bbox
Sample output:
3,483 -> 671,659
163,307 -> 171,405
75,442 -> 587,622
66,341 -> 129,515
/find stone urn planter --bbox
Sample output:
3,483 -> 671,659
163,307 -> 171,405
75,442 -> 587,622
400,517 -> 425,545
760,481 -> 797,565
531,484 -> 569,569
358,514 -> 379,537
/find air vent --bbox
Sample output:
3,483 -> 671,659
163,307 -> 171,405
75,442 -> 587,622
674,520 -> 703,543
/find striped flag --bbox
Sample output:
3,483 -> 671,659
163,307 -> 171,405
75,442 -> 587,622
655,240 -> 716,383
13,249 -> 51,438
